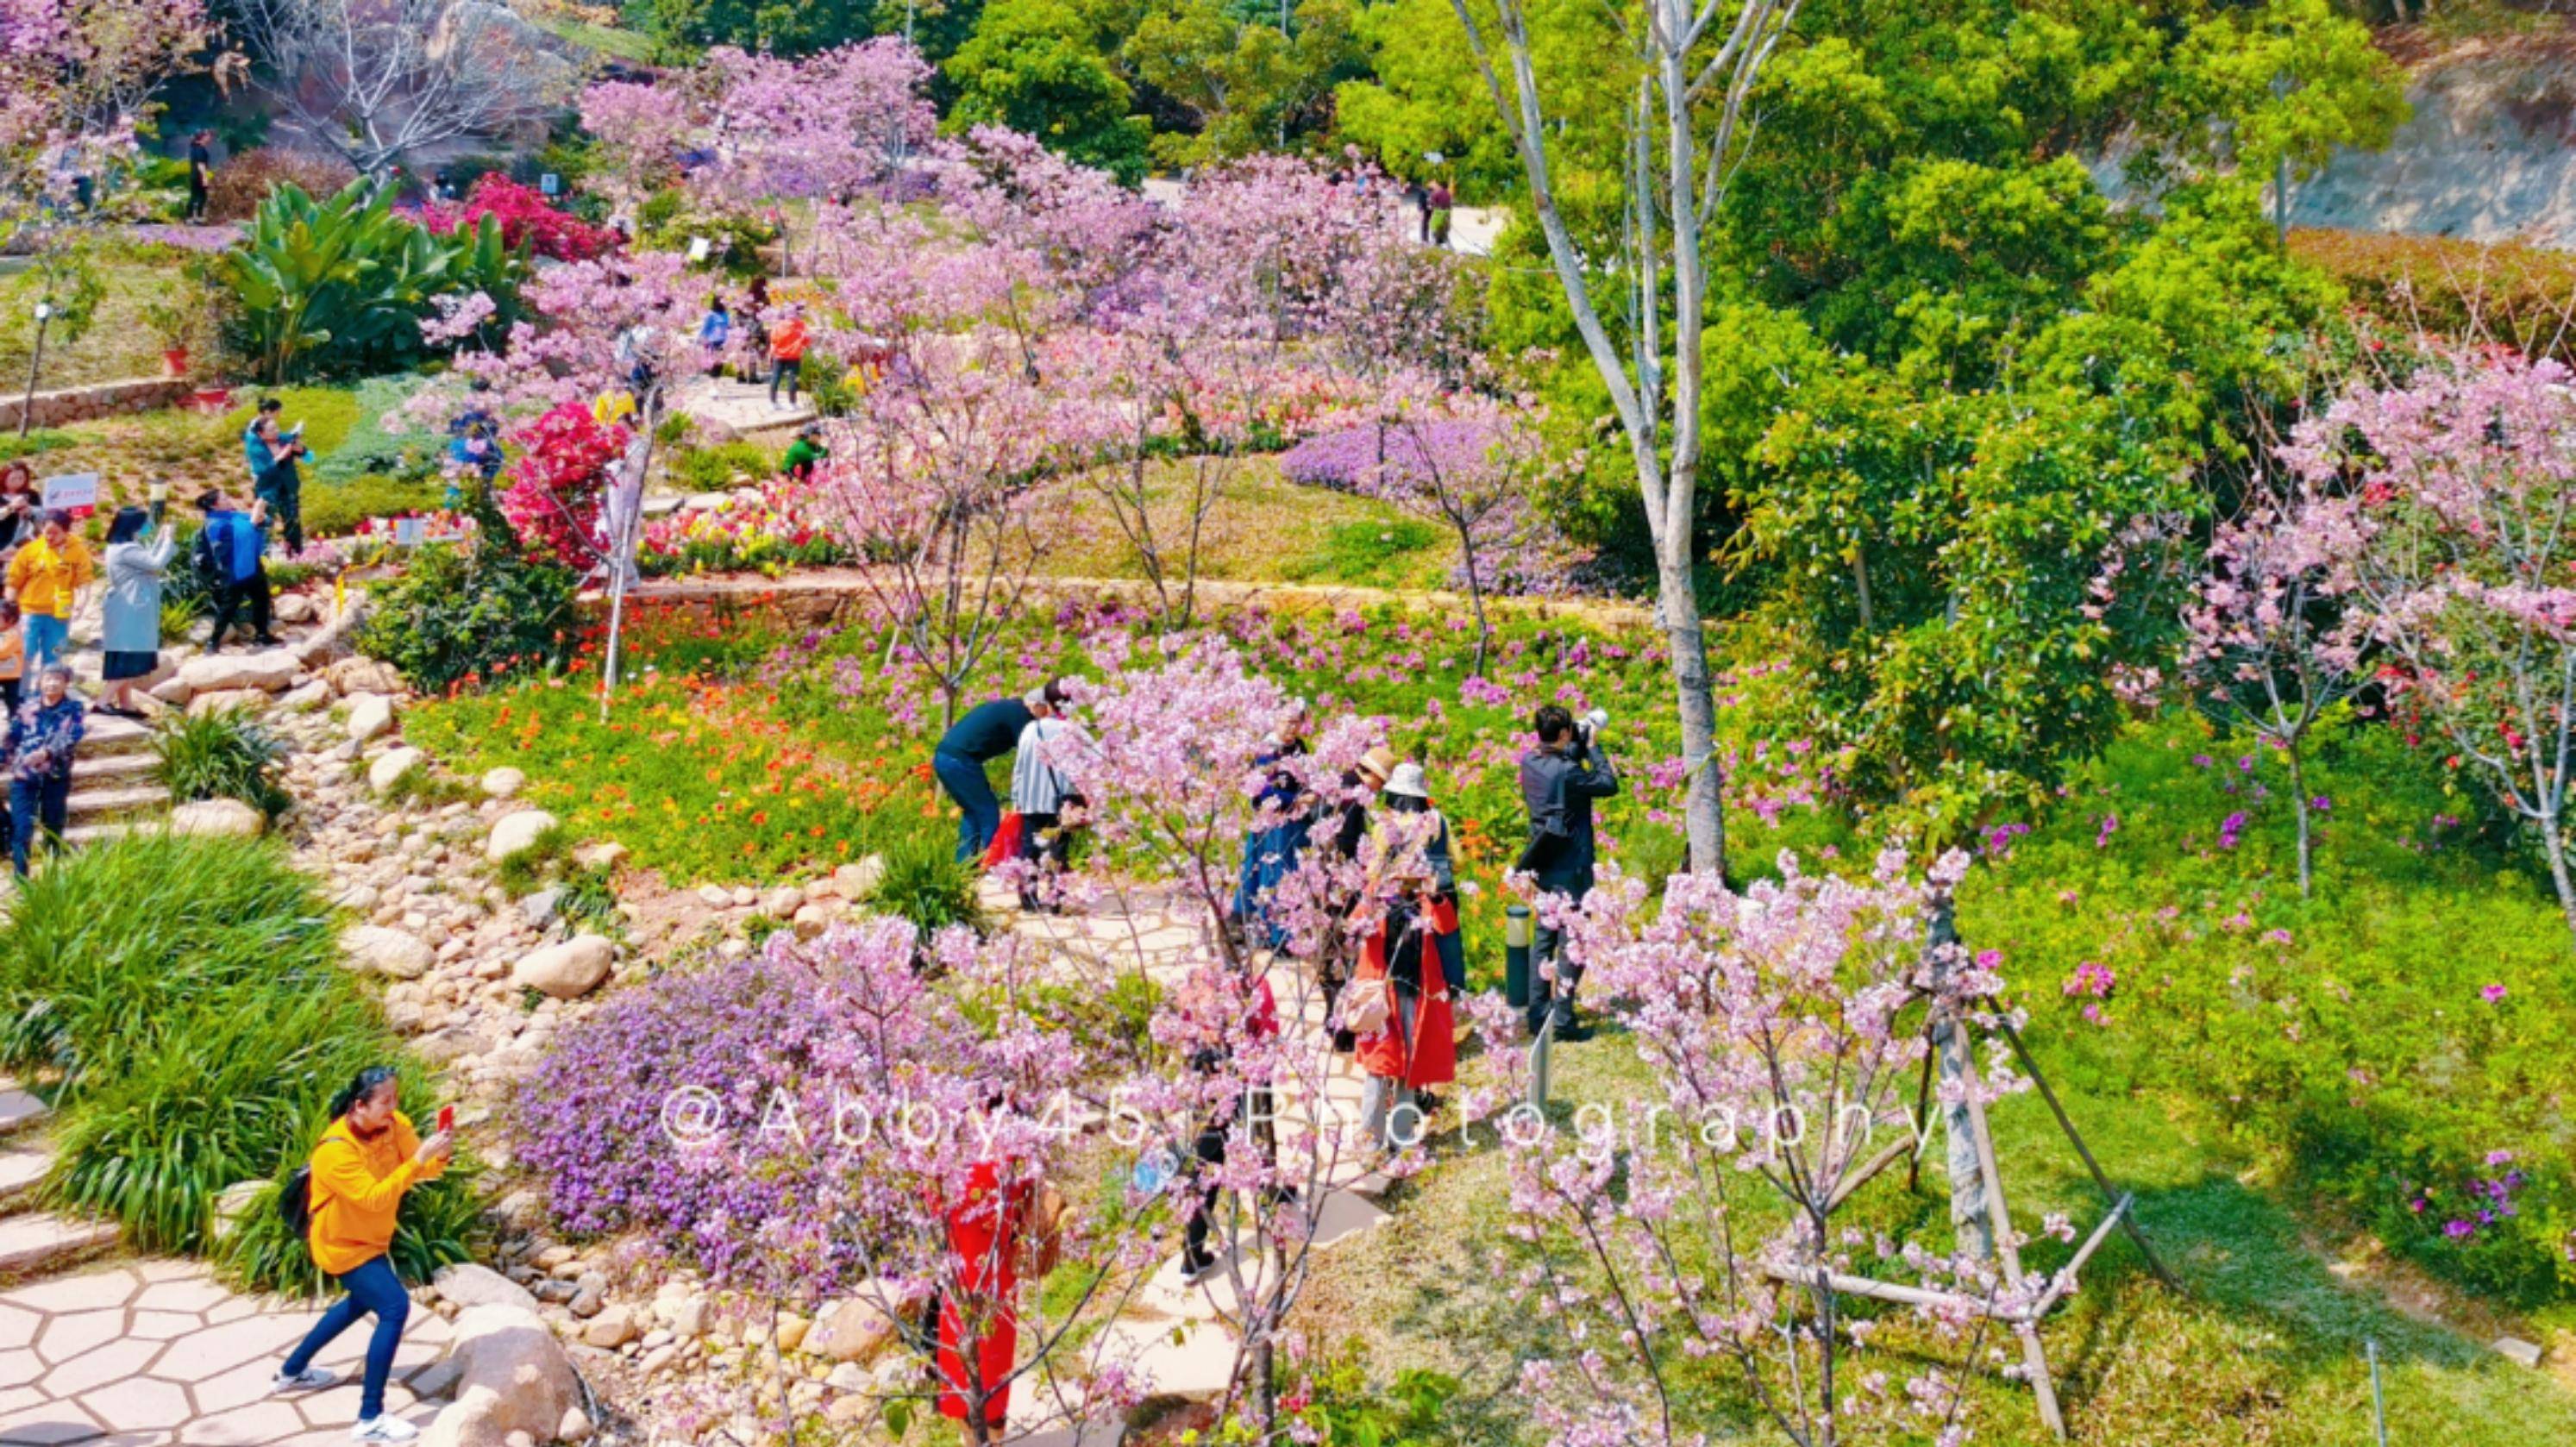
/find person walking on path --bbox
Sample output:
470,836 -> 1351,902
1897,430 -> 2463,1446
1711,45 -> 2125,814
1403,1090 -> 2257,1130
97,503 -> 173,719
1351,880 -> 1457,1155
1428,182 -> 1454,247
1516,705 -> 1617,1042
1007,709 -> 1076,911
768,304 -> 812,408
197,490 -> 278,652
7,664 -> 81,877
696,294 -> 731,376
270,1066 -> 453,1444
246,401 -> 310,554
185,130 -> 214,223
933,680 -> 1067,864
1232,702 -> 1314,952
5,509 -> 92,675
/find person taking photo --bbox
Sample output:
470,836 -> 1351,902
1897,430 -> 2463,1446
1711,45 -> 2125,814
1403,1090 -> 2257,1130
1516,705 -> 1617,1042
270,1066 -> 453,1444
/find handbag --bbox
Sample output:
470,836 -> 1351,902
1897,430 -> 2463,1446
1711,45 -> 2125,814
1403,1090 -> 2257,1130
1341,977 -> 1391,1037
1014,1181 -> 1068,1279
981,812 -> 1025,871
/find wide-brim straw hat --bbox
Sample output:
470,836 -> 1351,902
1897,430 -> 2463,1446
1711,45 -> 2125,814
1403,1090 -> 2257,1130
1358,746 -> 1400,783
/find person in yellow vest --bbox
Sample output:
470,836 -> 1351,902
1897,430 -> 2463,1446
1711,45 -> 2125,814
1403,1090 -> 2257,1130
3,510 -> 93,673
270,1066 -> 452,1443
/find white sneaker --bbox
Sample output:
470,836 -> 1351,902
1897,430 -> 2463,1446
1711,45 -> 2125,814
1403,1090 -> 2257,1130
270,1366 -> 336,1394
350,1416 -> 420,1443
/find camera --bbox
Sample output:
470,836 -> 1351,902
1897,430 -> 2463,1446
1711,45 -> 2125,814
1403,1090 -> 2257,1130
1577,708 -> 1609,737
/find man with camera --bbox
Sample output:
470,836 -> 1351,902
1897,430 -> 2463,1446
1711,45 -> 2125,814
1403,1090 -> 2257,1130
1516,704 -> 1617,1042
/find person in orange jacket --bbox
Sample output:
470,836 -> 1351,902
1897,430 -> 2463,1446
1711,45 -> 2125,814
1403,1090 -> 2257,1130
768,304 -> 812,409
271,1066 -> 452,1443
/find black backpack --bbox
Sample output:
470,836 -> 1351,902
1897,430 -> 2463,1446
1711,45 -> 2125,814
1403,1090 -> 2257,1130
190,524 -> 224,587
277,1163 -> 314,1236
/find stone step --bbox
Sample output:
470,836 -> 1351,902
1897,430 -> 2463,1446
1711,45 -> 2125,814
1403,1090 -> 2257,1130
66,783 -> 169,824
0,1142 -> 49,1209
69,750 -> 155,785
60,821 -> 139,849
78,713 -> 154,759
0,1089 -> 46,1137
0,1211 -> 118,1278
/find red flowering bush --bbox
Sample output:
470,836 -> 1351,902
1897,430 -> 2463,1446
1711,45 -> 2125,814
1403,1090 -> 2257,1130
498,404 -> 623,567
426,172 -> 622,262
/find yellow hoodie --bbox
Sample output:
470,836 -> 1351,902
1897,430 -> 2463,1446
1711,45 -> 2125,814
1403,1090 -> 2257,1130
306,1110 -> 444,1276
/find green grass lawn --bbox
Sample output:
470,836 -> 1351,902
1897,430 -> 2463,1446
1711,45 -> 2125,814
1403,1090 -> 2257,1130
1044,455 -> 1457,592
0,250 -> 192,392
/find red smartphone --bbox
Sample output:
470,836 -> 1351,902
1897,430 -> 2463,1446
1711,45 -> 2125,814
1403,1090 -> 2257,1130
436,1105 -> 455,1134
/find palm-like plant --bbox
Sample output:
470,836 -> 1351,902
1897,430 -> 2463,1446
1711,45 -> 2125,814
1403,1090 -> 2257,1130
216,179 -> 522,382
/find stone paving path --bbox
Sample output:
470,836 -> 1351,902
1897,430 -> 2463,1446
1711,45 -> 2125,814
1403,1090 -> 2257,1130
671,373 -> 815,444
0,1259 -> 456,1446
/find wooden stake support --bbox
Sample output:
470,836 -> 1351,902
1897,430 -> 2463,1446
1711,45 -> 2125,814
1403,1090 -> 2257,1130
1765,1002 -> 2178,1442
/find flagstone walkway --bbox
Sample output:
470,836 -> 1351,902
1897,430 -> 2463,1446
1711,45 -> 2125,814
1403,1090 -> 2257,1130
0,1259 -> 456,1446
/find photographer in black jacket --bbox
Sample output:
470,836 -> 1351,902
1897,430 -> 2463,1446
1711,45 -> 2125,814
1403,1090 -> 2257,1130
1516,705 -> 1617,1041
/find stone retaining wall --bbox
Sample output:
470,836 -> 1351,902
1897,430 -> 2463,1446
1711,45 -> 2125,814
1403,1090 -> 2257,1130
0,375 -> 191,432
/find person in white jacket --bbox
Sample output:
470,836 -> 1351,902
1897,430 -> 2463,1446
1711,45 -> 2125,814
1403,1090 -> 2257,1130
1010,715 -> 1077,911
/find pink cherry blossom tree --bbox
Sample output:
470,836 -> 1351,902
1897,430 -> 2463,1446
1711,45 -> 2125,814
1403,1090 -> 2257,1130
694,39 -> 937,276
2182,473 -> 2360,897
2286,349 -> 2576,942
577,78 -> 696,202
1050,636 -> 1438,1430
1505,851 -> 2079,1447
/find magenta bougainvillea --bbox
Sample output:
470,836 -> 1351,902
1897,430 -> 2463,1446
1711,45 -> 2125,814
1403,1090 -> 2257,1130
426,172 -> 624,262
498,403 -> 624,567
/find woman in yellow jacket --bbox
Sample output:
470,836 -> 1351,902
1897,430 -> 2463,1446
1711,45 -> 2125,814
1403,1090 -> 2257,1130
270,1067 -> 452,1443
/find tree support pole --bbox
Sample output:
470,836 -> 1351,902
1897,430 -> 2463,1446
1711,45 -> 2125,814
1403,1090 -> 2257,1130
1997,1020 -> 2179,1292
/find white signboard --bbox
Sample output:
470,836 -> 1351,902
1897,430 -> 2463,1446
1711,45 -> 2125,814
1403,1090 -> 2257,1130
38,473 -> 96,515
686,235 -> 711,263
540,172 -> 561,196
393,517 -> 426,548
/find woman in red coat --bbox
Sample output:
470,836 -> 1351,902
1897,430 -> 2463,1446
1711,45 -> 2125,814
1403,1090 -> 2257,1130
1352,892 -> 1457,1153
937,1158 -> 1031,1437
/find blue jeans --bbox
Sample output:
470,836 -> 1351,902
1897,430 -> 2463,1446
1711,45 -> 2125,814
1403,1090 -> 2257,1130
282,1253 -> 410,1420
20,615 -> 66,673
932,749 -> 1000,864
8,774 -> 66,878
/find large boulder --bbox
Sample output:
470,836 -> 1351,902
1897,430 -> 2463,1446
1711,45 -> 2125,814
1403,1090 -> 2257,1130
175,649 -> 302,695
168,799 -> 265,838
433,1262 -> 540,1315
326,656 -> 407,698
367,747 -> 425,794
486,810 -> 559,864
345,693 -> 395,743
805,1295 -> 899,1363
513,935 -> 613,999
274,591 -> 317,625
342,924 -> 434,980
417,1304 -> 582,1447
187,687 -> 268,718
480,767 -> 526,799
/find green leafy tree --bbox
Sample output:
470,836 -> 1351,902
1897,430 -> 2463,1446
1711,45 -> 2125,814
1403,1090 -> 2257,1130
1125,0 -> 1365,166
2163,0 -> 2409,241
630,0 -> 981,63
946,0 -> 1152,183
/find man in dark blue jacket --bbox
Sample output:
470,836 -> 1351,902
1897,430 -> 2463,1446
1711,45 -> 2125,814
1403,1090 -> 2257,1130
197,489 -> 275,652
1517,704 -> 1617,1040
933,680 -> 1067,863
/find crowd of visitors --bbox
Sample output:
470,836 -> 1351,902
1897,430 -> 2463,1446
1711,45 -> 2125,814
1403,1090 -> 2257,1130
913,679 -> 1617,1427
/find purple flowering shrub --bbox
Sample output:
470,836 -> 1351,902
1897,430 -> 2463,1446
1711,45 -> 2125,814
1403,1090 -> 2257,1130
1276,419 -> 1496,492
511,918 -> 1087,1298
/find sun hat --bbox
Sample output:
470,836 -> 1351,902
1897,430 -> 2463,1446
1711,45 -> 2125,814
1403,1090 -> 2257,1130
1384,761 -> 1430,799
1358,746 -> 1400,784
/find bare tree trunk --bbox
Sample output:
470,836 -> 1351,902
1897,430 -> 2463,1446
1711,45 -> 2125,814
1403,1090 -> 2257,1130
1660,548 -> 1726,876
2542,805 -> 2576,949
1456,517 -> 1490,676
1926,893 -> 1991,1260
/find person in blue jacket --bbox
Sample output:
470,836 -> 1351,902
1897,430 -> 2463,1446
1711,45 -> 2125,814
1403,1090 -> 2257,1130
932,680 -> 1067,863
197,489 -> 275,652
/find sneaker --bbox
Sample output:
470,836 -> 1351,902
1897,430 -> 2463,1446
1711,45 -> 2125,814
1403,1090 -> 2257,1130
270,1366 -> 336,1394
1179,1252 -> 1219,1286
351,1416 -> 420,1443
